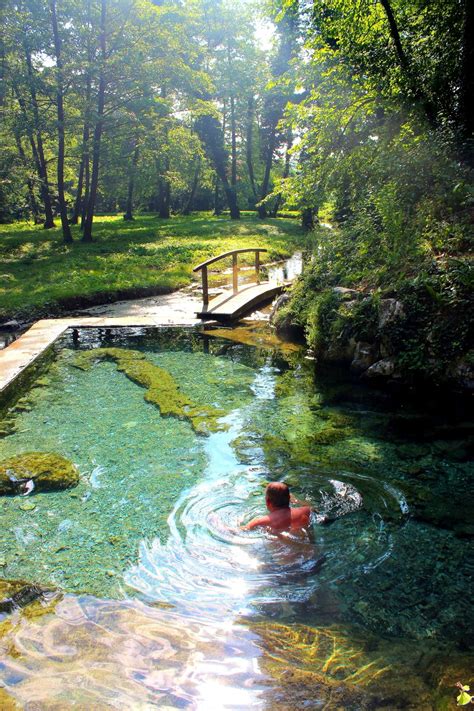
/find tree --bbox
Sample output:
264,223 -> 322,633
49,0 -> 72,242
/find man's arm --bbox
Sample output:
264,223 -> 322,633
240,515 -> 271,531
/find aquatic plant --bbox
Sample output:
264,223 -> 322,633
0,452 -> 79,495
73,348 -> 227,435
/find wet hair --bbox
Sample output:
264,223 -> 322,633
265,482 -> 290,509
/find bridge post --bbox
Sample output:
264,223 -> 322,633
255,251 -> 260,284
232,253 -> 238,294
201,265 -> 209,305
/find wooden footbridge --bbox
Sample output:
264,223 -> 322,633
193,248 -> 288,321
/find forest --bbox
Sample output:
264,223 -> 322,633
0,0 -> 472,385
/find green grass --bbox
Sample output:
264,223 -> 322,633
0,212 -> 305,321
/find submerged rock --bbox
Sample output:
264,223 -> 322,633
0,452 -> 79,496
0,578 -> 52,613
73,347 -> 227,435
0,688 -> 21,710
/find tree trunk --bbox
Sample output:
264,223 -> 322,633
230,94 -> 237,188
14,85 -> 53,228
23,50 -> 55,228
246,96 -> 258,202
270,130 -> 292,217
301,207 -> 316,230
213,176 -> 221,216
379,0 -> 437,127
157,155 -> 170,218
14,132 -> 41,223
72,27 -> 92,226
124,140 -> 139,220
50,0 -> 72,243
82,0 -> 106,243
257,126 -> 276,218
195,114 -> 240,219
81,149 -> 90,229
459,0 -> 474,165
183,157 -> 200,215
157,87 -> 171,219
71,135 -> 86,225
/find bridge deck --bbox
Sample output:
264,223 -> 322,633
195,281 -> 286,321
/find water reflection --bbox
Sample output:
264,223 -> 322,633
267,252 -> 303,285
0,595 -> 269,708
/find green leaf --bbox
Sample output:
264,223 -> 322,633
457,690 -> 473,706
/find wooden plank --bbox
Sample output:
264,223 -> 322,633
193,248 -> 267,272
195,282 -> 285,321
232,253 -> 238,294
201,265 -> 209,304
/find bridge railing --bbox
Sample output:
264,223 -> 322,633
193,248 -> 268,305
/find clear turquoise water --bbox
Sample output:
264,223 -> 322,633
0,326 -> 472,709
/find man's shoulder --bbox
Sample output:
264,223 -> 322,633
293,505 -> 311,521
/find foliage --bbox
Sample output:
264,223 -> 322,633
269,0 -> 473,383
0,0 -> 299,232
284,255 -> 473,383
456,682 -> 474,706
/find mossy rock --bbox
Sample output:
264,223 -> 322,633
0,452 -> 79,496
74,347 -> 226,435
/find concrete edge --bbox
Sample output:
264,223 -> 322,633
0,316 -> 168,396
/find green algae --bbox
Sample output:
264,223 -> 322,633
0,452 -> 79,495
248,619 -> 473,710
250,620 -> 391,709
74,347 -> 227,435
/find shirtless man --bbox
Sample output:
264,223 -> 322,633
241,482 -> 312,533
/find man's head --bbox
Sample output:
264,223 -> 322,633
265,482 -> 290,510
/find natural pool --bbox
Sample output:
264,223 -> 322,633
0,324 -> 473,709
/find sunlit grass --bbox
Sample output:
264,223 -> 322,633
0,212 -> 304,320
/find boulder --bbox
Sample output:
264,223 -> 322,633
378,298 -> 405,329
350,341 -> 377,373
332,287 -> 359,300
447,356 -> 474,390
364,358 -> 396,379
0,452 -> 79,496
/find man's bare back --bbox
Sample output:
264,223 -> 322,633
241,482 -> 312,533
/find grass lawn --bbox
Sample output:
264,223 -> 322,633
0,212 -> 305,322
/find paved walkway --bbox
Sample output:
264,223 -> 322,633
0,287 -> 271,396
77,287 -> 204,325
